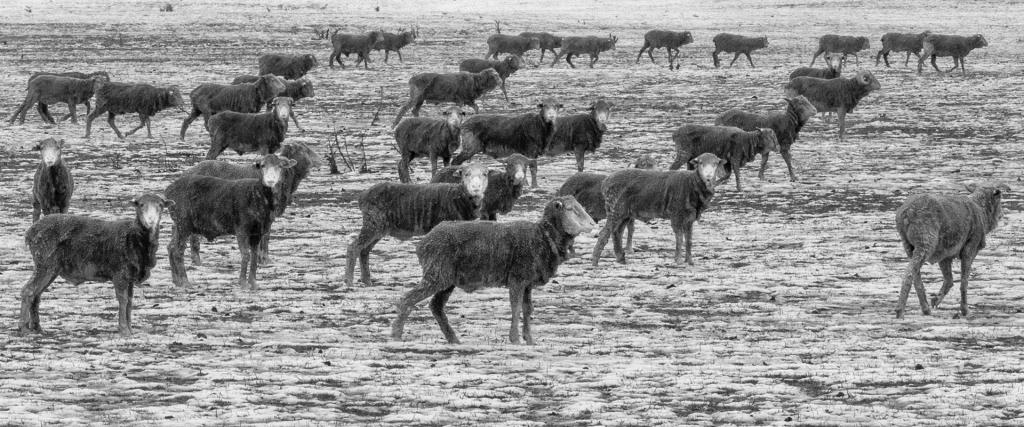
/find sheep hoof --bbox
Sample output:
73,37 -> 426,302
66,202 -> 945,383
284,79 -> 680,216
18,326 -> 41,336
921,308 -> 931,316
119,327 -> 134,337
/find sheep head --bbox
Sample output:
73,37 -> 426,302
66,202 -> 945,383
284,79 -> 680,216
590,99 -> 613,132
966,182 -> 1010,232
681,31 -> 694,44
689,152 -> 728,189
369,30 -> 386,44
259,74 -> 287,96
452,163 -> 488,203
132,193 -> 174,231
297,78 -> 314,98
632,154 -> 657,170
34,137 -> 64,167
165,85 -> 187,113
479,68 -> 503,92
607,33 -> 618,49
549,196 -> 597,236
502,153 -> 530,186
856,71 -> 881,91
256,154 -> 297,189
857,36 -> 870,50
971,34 -> 988,48
304,54 -> 319,69
441,106 -> 466,128
537,98 -> 562,125
760,36 -> 769,47
757,128 -> 780,153
270,97 -> 294,122
505,55 -> 524,72
280,141 -> 322,172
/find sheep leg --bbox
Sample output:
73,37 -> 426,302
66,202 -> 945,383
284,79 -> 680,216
837,108 -> 848,141
237,234 -> 253,289
500,80 -> 510,103
391,279 -> 444,341
8,96 -> 31,124
745,53 -> 755,68
38,103 -> 56,124
383,50 -> 390,64
84,105 -> 106,138
931,258 -> 955,309
358,236 -> 383,286
397,50 -> 404,63
20,269 -> 58,334
566,54 -> 576,69
124,115 -> 147,137
528,159 -> 538,188
65,101 -> 79,124
929,54 -> 941,73
625,219 -> 637,254
205,141 -> 226,160
612,218 -> 628,263
896,249 -> 928,319
781,149 -> 798,182
429,285 -> 458,344
289,109 -> 304,132
729,52 -> 741,67
902,51 -> 911,67
588,53 -> 598,68
167,226 -> 193,288
956,255 -> 975,319
32,200 -> 41,223
757,152 -> 770,179
674,217 -> 696,266
258,234 -> 271,266
107,112 -> 125,139
145,116 -> 153,138
428,153 -> 439,179
591,216 -> 619,266
875,49 -> 885,67
397,155 -> 412,183
810,49 -> 823,66
179,108 -> 201,140
733,159 -> 743,191
522,285 -> 535,345
508,285 -> 524,344
947,57 -> 960,73
550,50 -> 563,67
574,147 -> 586,172
344,224 -> 382,286
189,234 -> 202,265
409,92 -> 427,117
712,50 -> 721,68
635,43 -> 646,63
959,57 -> 967,75
114,282 -> 134,336
668,150 -> 690,171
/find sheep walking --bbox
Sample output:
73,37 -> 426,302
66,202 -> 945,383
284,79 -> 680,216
31,138 -> 74,222
810,34 -> 870,66
391,196 -> 596,344
593,153 -> 727,266
459,55 -> 523,102
785,70 -> 881,141
714,96 -> 817,182
917,34 -> 988,75
395,107 -> 466,182
206,97 -> 293,160
486,34 -> 540,60
180,74 -> 286,140
636,30 -> 694,69
392,69 -> 502,126
711,33 -> 768,68
84,81 -> 186,139
518,32 -> 562,61
876,31 -> 932,68
231,76 -> 314,132
546,99 -> 612,172
329,31 -> 386,69
669,124 -> 779,191
373,29 -> 417,63
26,71 -> 111,117
258,53 -> 318,79
551,34 -> 618,68
895,184 -> 1008,319
344,164 -> 488,287
20,193 -> 174,336
433,154 -> 531,220
9,75 -> 107,125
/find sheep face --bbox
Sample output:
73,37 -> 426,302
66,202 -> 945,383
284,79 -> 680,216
607,34 -> 618,50
856,71 -> 881,91
537,98 -> 562,125
681,31 -> 694,45
481,69 -> 503,90
453,163 -> 488,201
298,79 -> 314,98
270,97 -> 294,122
857,37 -> 870,50
971,34 -> 989,48
260,75 -> 288,97
506,55 -> 524,71
551,196 -> 597,236
633,154 -> 657,169
504,154 -> 530,185
689,153 -> 728,188
133,193 -> 174,230
759,36 -> 769,48
303,54 -> 319,69
591,100 -> 613,132
34,137 -> 64,167
256,154 -> 298,188
370,31 -> 386,45
166,86 -> 187,112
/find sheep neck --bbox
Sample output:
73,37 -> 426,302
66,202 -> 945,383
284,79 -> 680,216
969,192 -> 1001,233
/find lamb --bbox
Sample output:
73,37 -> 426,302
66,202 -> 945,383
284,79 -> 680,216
876,31 -> 932,67
789,53 -> 842,80
258,53 -> 318,79
459,55 -> 523,102
343,163 -> 488,286
373,29 -> 417,63
231,76 -> 314,131
31,138 -> 74,222
714,96 -> 817,182
518,31 -> 562,61
432,153 -> 530,220
636,30 -> 694,69
711,33 -> 768,68
486,34 -> 540,60
551,34 -> 618,68
329,31 -> 386,69
810,34 -> 871,66
895,183 -> 1008,319
392,69 -> 502,126
84,81 -> 186,139
452,99 -> 562,188
205,96 -> 293,160
20,193 -> 174,336
785,70 -> 881,140
180,74 -> 286,139
26,71 -> 111,116
592,153 -> 727,266
669,125 -> 779,192
391,196 -> 596,344
545,99 -> 612,172
165,154 -> 297,290
918,34 -> 988,75
9,75 -> 107,124
395,106 -> 466,182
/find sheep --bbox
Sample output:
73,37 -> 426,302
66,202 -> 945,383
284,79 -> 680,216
165,154 -> 297,290
9,75 -> 107,124
876,31 -> 932,67
180,74 -> 286,140
343,163 -> 488,287
185,141 -> 320,265
486,34 -> 540,60
669,125 -> 779,192
551,34 -> 618,68
31,138 -> 74,223
789,53 -> 843,80
395,106 -> 466,183
785,70 -> 881,141
26,71 -> 111,116
205,96 -> 293,160
452,99 -> 562,188
329,31 -> 386,69
459,55 -> 523,102
231,76 -> 314,131
391,196 -> 596,344
518,31 -> 562,61
84,81 -> 186,139
20,193 -> 174,336
432,153 -> 530,220
258,53 -> 318,79
711,33 -> 768,68
592,153 -> 727,266
918,34 -> 988,75
810,34 -> 871,66
895,183 -> 1009,319
392,69 -> 502,126
373,29 -> 417,63
714,96 -> 817,182
546,99 -> 612,172
636,30 -> 694,69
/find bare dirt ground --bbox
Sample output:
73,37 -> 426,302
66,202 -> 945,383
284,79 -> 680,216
2,0 -> 1024,425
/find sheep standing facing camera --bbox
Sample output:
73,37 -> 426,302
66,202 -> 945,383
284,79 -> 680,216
31,137 -> 74,222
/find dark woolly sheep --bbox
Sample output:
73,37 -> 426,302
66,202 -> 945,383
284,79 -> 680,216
206,97 -> 293,160
714,96 -> 817,182
391,196 -> 596,344
26,71 -> 111,117
185,141 -> 320,265
231,76 -> 314,131
258,53 -> 319,79
9,75 -> 107,125
546,99 -> 612,172
785,70 -> 881,140
329,31 -> 386,69
452,99 -> 562,188
21,193 -> 174,336
459,55 -> 523,102
518,31 -> 562,61
669,124 -> 779,192
712,33 -> 768,68
551,34 -> 618,68
392,69 -> 502,126
789,53 -> 843,80
593,153 -> 728,266
84,81 -> 186,139
486,34 -> 541,60
344,163 -> 488,287
179,74 -> 286,140
433,153 -> 531,220
395,106 -> 466,182
876,31 -> 932,67
165,154 -> 297,290
636,30 -> 694,69
373,30 -> 417,63
810,34 -> 871,66
895,183 -> 1008,319
31,138 -> 74,223
918,34 -> 988,75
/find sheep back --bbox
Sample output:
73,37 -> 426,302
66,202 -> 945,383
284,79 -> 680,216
414,71 -> 500,104
26,215 -> 157,284
556,172 -> 608,221
895,192 -> 994,263
25,76 -> 97,105
94,82 -> 183,116
165,176 -> 275,241
461,113 -> 553,158
603,169 -> 713,221
547,113 -> 604,156
358,183 -> 479,239
258,53 -> 318,79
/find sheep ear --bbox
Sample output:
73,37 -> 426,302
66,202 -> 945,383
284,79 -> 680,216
131,197 -> 141,206
964,183 -> 978,193
254,160 -> 264,168
162,199 -> 176,208
285,158 -> 298,168
553,200 -> 564,210
31,143 -> 41,151
452,168 -> 463,177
